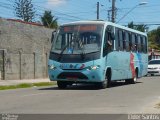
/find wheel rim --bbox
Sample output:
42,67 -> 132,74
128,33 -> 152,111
133,73 -> 137,83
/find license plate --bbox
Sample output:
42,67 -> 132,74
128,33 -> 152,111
67,77 -> 77,80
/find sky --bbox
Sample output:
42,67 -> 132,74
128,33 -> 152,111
0,0 -> 160,31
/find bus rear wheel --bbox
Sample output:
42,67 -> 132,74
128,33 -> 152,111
126,70 -> 138,84
57,81 -> 67,89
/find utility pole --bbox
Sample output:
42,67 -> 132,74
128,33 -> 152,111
111,0 -> 116,23
108,10 -> 112,21
97,2 -> 100,20
110,0 -> 122,22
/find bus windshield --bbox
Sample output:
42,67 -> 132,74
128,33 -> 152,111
51,24 -> 103,54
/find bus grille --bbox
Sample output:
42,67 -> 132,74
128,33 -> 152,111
57,72 -> 88,79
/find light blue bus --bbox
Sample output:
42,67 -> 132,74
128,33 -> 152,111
48,21 -> 148,89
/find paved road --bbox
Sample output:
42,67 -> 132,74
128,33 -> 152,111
0,76 -> 160,114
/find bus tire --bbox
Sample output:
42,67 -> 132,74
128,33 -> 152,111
106,69 -> 111,88
126,69 -> 138,84
57,81 -> 67,89
98,79 -> 108,89
97,70 -> 111,89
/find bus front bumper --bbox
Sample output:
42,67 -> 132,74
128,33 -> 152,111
48,67 -> 104,83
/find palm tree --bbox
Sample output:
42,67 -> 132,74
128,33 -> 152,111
128,21 -> 147,32
41,11 -> 58,29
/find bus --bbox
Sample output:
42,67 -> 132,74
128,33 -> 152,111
48,20 -> 148,89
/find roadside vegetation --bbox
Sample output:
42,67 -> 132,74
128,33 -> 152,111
0,82 -> 56,90
148,27 -> 160,51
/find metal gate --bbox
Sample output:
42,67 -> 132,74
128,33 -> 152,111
0,50 -> 5,80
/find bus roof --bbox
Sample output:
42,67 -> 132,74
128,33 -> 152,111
61,20 -> 147,36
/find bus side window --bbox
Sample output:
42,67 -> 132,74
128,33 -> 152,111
131,33 -> 136,52
125,31 -> 130,52
140,36 -> 144,53
137,35 -> 141,52
115,28 -> 119,51
135,34 -> 138,52
103,26 -> 114,57
118,29 -> 123,51
123,31 -> 126,51
128,32 -> 132,51
144,36 -> 147,53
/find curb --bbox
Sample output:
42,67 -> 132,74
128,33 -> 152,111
0,79 -> 51,86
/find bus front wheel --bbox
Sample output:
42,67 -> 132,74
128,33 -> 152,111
57,81 -> 67,89
97,72 -> 111,89
98,80 -> 107,89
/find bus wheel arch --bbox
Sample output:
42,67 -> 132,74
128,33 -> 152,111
95,67 -> 112,89
106,67 -> 111,79
104,67 -> 112,88
126,67 -> 138,84
106,68 -> 112,88
133,67 -> 139,83
135,67 -> 139,78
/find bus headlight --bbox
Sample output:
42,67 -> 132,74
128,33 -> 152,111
87,65 -> 100,71
49,65 -> 57,70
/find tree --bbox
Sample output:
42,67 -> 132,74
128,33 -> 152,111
41,11 -> 58,29
128,21 -> 134,29
148,27 -> 160,50
128,21 -> 147,32
14,0 -> 35,22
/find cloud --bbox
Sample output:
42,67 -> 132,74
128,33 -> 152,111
47,0 -> 66,7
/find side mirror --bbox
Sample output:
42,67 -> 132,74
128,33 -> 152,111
51,30 -> 56,43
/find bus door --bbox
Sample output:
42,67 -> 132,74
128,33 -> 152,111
103,26 -> 115,78
103,25 -> 114,57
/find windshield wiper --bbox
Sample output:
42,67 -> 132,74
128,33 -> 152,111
78,39 -> 86,60
58,45 -> 68,61
58,35 -> 76,61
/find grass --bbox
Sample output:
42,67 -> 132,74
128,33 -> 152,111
0,82 -> 56,90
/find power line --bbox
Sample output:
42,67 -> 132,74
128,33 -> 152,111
0,0 -> 86,21
34,4 -> 86,20
122,22 -> 160,25
2,0 -> 160,26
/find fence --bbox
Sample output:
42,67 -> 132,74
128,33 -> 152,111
1,51 -> 48,80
